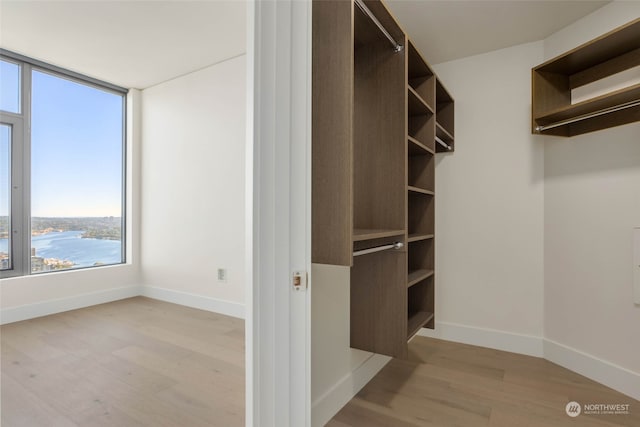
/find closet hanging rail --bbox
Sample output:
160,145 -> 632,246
353,242 -> 403,257
535,99 -> 640,132
354,0 -> 403,52
435,135 -> 452,151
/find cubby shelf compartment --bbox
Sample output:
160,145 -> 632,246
534,84 -> 640,129
408,86 -> 434,116
408,186 -> 434,195
531,18 -> 640,137
407,311 -> 434,339
436,122 -> 454,142
353,229 -> 405,242
407,233 -> 434,243
407,269 -> 434,287
408,136 -> 434,156
435,78 -> 455,152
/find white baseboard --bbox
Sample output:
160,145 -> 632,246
414,322 -> 639,401
544,338 -> 640,401
0,285 -> 142,325
140,285 -> 245,319
416,321 -> 544,357
311,353 -> 391,427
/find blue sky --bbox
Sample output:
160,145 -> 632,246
1,60 -> 124,217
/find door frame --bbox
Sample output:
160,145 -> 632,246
246,0 -> 312,425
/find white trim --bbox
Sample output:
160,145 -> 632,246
311,354 -> 391,427
250,0 -> 312,425
0,285 -> 142,325
415,322 -> 640,401
245,1 -> 256,425
140,286 -> 245,319
416,321 -> 544,357
544,338 -> 640,401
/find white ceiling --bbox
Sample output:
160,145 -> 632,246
0,0 -> 247,89
0,1 -> 611,89
385,0 -> 611,64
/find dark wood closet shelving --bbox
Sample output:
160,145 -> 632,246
535,83 -> 640,125
408,136 -> 434,156
531,18 -> 640,136
436,122 -> 454,141
407,233 -> 434,243
312,0 -> 454,359
353,229 -> 405,242
407,310 -> 434,339
407,186 -> 434,195
408,86 -> 434,116
407,269 -> 434,287
435,78 -> 455,152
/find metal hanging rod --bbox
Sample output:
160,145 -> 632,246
353,242 -> 403,257
535,99 -> 640,132
435,135 -> 452,151
354,0 -> 403,53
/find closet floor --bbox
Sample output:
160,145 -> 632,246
328,336 -> 639,427
1,297 -> 245,427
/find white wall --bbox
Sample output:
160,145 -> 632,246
140,55 -> 246,317
419,41 -> 546,354
543,1 -> 640,375
311,264 -> 390,427
0,90 -> 143,324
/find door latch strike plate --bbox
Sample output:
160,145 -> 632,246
293,271 -> 307,291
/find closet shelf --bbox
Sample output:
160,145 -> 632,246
436,122 -> 454,141
534,18 -> 640,76
531,18 -> 640,136
407,233 -> 434,243
408,136 -> 434,156
408,186 -> 434,196
407,269 -> 434,287
534,83 -> 640,125
353,228 -> 405,242
408,86 -> 435,116
407,311 -> 434,339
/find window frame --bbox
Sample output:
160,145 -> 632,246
0,49 -> 128,278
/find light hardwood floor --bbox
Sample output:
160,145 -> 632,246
329,336 -> 639,427
1,297 -> 245,427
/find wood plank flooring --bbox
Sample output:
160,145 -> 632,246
329,336 -> 640,427
1,297 -> 245,427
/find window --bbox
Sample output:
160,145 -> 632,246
0,51 -> 127,277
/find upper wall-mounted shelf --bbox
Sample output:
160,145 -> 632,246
532,18 -> 640,137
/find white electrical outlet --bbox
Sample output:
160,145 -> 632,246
217,268 -> 227,282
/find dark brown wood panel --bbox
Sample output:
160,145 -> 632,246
435,78 -> 455,151
312,0 -> 354,265
531,71 -> 571,116
353,37 -> 406,232
532,18 -> 640,136
407,276 -> 435,332
536,83 -> 640,123
351,250 -> 408,358
408,238 -> 434,272
408,153 -> 434,192
567,104 -> 640,136
535,17 -> 640,75
570,47 -> 640,89
408,114 -> 435,151
407,193 -> 434,236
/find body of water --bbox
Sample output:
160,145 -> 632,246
0,231 -> 122,268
